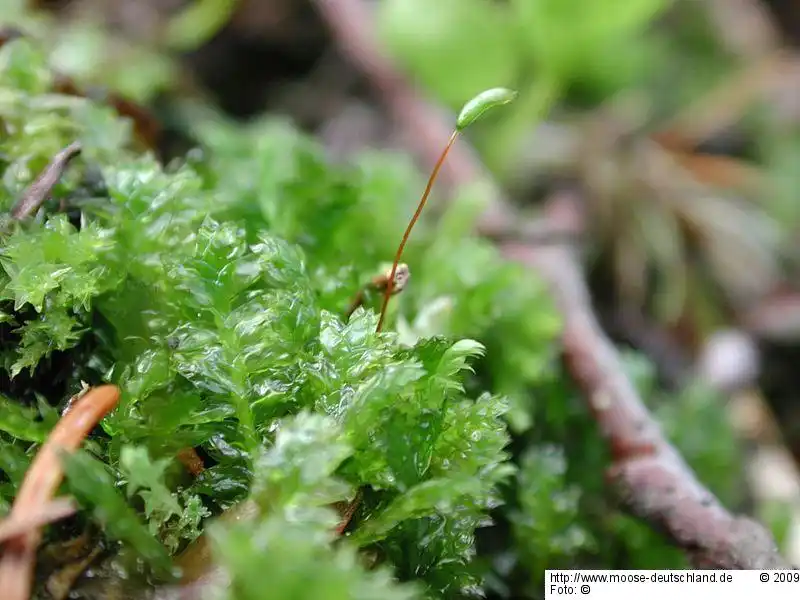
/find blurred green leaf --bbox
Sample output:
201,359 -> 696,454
378,0 -> 518,107
0,395 -> 51,442
62,450 -> 173,575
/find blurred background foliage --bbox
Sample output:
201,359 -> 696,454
0,0 -> 800,598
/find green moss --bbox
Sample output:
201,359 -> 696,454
0,36 -> 753,600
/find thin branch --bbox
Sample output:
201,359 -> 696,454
480,219 -> 583,247
334,488 -> 364,536
502,191 -> 790,569
740,289 -> 800,341
0,498 -> 77,544
0,27 -> 24,47
0,385 -> 120,600
11,142 -> 82,220
313,0 -> 790,568
44,544 -> 103,600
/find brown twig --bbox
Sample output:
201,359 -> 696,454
480,218 -> 583,247
53,77 -> 164,150
740,289 -> 800,341
704,0 -> 779,59
0,385 -> 120,600
334,488 -> 364,536
502,192 -> 790,568
11,142 -> 82,221
2,29 -> 164,151
313,0 -> 790,567
0,27 -> 25,47
176,447 -> 206,477
0,498 -> 77,544
45,545 -> 103,600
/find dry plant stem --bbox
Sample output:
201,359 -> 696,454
11,142 -> 82,220
0,385 -> 120,600
705,0 -> 780,58
501,193 -> 790,569
376,131 -> 458,332
481,220 -> 583,247
45,545 -> 103,600
741,290 -> 800,341
0,27 -> 25,49
0,498 -> 77,544
2,29 -> 163,150
177,447 -> 206,476
315,0 -> 789,566
334,488 -> 364,536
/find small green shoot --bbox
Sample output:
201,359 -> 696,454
375,87 -> 517,332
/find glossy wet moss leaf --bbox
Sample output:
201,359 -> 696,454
208,411 -> 417,600
211,514 -> 421,600
249,411 -> 353,510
